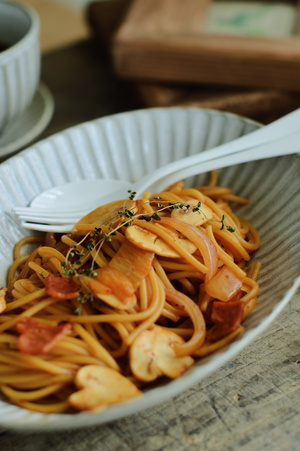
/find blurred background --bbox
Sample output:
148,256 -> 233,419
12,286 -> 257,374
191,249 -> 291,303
24,0 -> 90,52
13,0 -> 300,138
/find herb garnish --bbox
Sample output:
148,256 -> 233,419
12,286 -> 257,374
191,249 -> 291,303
61,192 -> 235,313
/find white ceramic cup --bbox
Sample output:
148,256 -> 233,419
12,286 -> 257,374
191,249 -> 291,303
0,1 -> 40,135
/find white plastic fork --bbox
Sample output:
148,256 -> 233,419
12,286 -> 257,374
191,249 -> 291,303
12,108 -> 300,232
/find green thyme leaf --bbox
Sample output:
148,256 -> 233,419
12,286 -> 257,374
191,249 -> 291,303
141,215 -> 152,222
74,307 -> 81,315
128,190 -> 136,200
151,212 -> 161,220
220,214 -> 226,230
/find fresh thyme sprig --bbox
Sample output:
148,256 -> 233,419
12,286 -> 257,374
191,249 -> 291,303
62,193 -> 235,277
60,190 -> 235,312
61,196 -> 188,278
220,214 -> 236,233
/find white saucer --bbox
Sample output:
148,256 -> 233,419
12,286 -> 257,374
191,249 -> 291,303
0,82 -> 54,159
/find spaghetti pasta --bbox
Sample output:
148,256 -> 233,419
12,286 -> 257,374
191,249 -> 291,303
0,177 -> 261,413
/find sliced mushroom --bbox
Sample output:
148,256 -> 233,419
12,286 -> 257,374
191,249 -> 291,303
68,365 -> 142,412
171,200 -> 213,226
130,325 -> 194,382
73,199 -> 137,232
125,224 -> 197,257
0,287 -> 7,313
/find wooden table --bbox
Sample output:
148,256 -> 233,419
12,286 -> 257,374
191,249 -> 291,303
1,38 -> 300,451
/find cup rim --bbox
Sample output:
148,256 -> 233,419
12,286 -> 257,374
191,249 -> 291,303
0,1 -> 40,62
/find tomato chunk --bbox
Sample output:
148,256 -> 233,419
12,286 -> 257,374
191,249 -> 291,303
45,273 -> 80,300
16,317 -> 72,354
205,266 -> 244,302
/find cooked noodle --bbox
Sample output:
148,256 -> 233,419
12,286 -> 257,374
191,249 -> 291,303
0,175 -> 261,413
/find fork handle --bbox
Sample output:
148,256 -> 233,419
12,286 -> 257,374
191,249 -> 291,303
142,130 -> 300,195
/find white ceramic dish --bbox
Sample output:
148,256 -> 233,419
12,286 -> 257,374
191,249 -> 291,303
0,1 -> 40,134
0,107 -> 299,432
0,82 -> 54,158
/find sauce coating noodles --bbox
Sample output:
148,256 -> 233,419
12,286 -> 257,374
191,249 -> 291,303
0,176 -> 261,413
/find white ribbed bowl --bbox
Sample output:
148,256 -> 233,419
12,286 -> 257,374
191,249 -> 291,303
0,107 -> 299,431
0,1 -> 40,134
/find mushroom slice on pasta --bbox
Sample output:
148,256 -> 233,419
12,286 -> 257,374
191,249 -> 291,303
171,200 -> 213,226
68,365 -> 142,412
130,325 -> 194,382
125,224 -> 197,257
72,199 -> 137,233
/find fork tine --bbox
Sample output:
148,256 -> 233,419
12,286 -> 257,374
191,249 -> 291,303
17,214 -> 80,225
21,221 -> 74,232
13,207 -> 92,223
13,206 -> 92,216
15,210 -> 88,220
